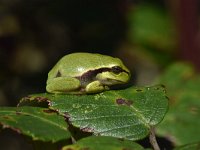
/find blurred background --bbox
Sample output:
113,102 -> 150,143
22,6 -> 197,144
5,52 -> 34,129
0,0 -> 200,149
0,0 -> 199,106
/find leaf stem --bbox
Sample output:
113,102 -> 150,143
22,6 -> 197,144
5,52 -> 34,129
149,127 -> 160,150
71,136 -> 76,143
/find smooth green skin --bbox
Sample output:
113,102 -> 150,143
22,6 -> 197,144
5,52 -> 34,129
46,53 -> 130,94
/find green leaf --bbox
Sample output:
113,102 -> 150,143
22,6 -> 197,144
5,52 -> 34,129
156,63 -> 200,145
174,142 -> 200,150
19,85 -> 168,141
61,136 -> 145,150
156,62 -> 195,97
127,3 -> 176,67
128,3 -> 176,51
0,106 -> 70,142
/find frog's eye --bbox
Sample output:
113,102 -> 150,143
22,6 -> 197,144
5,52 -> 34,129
111,66 -> 123,74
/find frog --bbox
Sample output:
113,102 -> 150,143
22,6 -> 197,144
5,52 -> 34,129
46,52 -> 130,94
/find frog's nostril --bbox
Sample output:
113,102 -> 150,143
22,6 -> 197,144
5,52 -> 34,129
56,70 -> 61,77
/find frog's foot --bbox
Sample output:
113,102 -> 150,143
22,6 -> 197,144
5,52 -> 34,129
46,77 -> 81,93
85,80 -> 109,93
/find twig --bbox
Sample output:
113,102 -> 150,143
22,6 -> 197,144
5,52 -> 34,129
71,136 -> 76,143
149,126 -> 160,150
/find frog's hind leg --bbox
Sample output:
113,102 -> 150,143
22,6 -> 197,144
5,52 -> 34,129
46,77 -> 81,94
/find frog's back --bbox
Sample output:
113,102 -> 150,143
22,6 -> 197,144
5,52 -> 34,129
53,53 -> 120,77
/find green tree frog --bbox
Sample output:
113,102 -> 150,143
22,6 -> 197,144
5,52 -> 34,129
46,53 -> 130,94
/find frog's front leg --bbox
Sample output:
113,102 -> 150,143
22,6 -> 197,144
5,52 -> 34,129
85,80 -> 109,93
46,77 -> 81,93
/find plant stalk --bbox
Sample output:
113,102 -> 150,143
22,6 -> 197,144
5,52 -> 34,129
149,127 -> 160,150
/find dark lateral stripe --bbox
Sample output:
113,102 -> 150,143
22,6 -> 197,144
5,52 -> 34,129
75,66 -> 129,86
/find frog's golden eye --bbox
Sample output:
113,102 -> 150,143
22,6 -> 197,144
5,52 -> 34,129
111,66 -> 123,74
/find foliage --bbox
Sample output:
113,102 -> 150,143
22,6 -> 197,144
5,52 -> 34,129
127,3 -> 176,66
0,106 -> 70,142
1,62 -> 200,149
0,85 -> 168,149
174,142 -> 200,150
156,62 -> 200,146
61,136 -> 145,150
